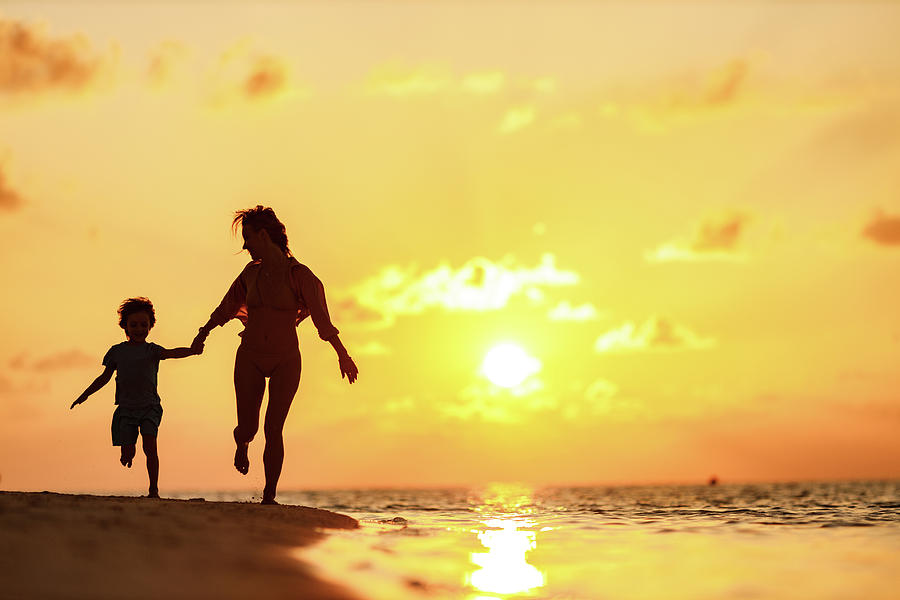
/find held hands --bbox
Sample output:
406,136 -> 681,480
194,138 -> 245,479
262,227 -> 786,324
339,354 -> 358,384
191,327 -> 209,355
190,337 -> 205,356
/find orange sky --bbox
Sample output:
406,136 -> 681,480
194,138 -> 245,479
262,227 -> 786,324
1,1 -> 899,493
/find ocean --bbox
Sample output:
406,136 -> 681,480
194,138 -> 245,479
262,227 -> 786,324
173,480 -> 900,599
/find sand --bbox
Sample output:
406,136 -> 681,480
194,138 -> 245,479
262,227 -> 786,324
0,491 -> 361,600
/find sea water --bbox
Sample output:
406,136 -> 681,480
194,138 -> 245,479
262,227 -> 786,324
175,480 -> 900,599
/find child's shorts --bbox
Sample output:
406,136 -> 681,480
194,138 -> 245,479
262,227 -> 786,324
111,404 -> 163,446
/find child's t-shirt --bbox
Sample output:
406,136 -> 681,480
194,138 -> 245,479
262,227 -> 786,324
102,342 -> 164,407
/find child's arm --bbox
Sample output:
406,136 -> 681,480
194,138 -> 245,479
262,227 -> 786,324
159,343 -> 203,360
71,366 -> 114,409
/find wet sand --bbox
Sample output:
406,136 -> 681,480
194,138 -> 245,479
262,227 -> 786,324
0,491 -> 361,600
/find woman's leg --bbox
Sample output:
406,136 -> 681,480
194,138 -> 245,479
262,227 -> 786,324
233,347 -> 266,474
261,352 -> 301,503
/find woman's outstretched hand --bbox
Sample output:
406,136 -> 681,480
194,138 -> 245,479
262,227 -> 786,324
339,355 -> 358,384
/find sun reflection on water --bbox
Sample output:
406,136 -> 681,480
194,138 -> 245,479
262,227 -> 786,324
468,518 -> 545,595
466,483 -> 546,597
294,482 -> 900,600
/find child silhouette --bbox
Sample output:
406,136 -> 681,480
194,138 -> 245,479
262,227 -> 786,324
71,297 -> 204,498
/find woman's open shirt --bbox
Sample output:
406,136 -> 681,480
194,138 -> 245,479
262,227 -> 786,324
208,259 -> 339,341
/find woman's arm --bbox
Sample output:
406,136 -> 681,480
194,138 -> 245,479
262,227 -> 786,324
295,266 -> 358,384
194,266 -> 250,344
296,266 -> 340,341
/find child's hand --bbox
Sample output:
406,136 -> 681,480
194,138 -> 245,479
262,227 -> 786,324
191,339 -> 205,355
70,395 -> 86,409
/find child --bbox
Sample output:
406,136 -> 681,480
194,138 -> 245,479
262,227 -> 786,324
71,297 -> 203,498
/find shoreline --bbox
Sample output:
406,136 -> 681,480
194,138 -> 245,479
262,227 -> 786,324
0,490 -> 362,600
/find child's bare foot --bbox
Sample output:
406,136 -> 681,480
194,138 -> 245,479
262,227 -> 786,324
261,486 -> 278,505
120,446 -> 135,468
234,442 -> 250,475
147,488 -> 160,499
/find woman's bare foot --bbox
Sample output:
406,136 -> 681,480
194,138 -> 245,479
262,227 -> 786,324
261,497 -> 278,505
147,488 -> 160,499
234,442 -> 250,475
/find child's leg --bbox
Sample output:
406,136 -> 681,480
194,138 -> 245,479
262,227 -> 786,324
112,408 -> 138,468
120,444 -> 136,468
142,434 -> 159,498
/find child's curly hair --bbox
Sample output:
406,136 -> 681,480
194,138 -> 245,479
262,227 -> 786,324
118,297 -> 156,330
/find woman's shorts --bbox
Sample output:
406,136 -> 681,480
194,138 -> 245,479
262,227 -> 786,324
111,404 -> 163,446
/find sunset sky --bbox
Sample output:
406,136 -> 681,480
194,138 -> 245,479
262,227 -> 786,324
1,1 -> 899,493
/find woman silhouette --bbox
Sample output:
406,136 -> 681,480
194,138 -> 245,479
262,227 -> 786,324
193,206 -> 357,504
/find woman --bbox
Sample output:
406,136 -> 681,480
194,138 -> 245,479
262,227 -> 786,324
193,206 -> 358,504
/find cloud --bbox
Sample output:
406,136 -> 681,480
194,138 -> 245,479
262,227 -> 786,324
585,378 -> 618,402
366,65 -> 451,97
547,301 -> 601,322
594,316 -> 715,353
243,56 -> 286,98
615,58 -> 753,133
345,254 -> 579,326
0,17 -> 109,95
384,396 -> 415,413
366,65 -> 515,98
560,378 -> 646,420
441,378 -> 551,422
498,106 -> 536,134
532,77 -> 557,94
355,341 -> 392,356
690,211 -> 749,251
10,349 -> 96,372
659,58 -> 750,112
332,297 -> 387,325
646,211 -> 751,262
548,112 -> 583,131
862,210 -> 900,246
705,59 -> 748,106
0,375 -> 46,420
814,103 -> 900,162
0,168 -> 24,212
208,43 -> 295,104
461,71 -> 506,95
147,40 -> 186,88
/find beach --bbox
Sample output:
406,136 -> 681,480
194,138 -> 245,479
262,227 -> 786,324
0,491 -> 360,600
2,482 -> 898,600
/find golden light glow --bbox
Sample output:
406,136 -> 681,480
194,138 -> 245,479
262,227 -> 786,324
480,343 -> 541,388
467,483 -> 545,596
1,2 -> 899,492
469,518 -> 545,595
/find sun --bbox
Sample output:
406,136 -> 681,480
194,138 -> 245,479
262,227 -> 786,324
481,343 -> 541,388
